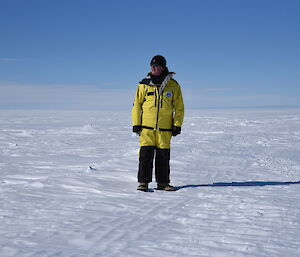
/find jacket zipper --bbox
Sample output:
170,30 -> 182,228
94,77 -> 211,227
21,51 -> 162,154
156,87 -> 160,130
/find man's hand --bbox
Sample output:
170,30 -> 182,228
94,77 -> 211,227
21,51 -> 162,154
172,126 -> 181,136
133,125 -> 142,136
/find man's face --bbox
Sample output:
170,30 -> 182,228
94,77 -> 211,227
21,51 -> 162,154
151,64 -> 164,76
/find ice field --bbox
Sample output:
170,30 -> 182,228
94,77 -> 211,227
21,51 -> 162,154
0,108 -> 300,257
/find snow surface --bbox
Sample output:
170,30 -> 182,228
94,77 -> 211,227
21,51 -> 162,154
1,109 -> 300,257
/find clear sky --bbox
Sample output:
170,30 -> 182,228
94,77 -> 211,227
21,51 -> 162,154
0,0 -> 299,110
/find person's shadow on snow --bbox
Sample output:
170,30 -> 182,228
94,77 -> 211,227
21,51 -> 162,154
175,180 -> 300,190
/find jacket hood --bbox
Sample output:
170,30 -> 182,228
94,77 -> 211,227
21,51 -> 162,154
139,67 -> 175,86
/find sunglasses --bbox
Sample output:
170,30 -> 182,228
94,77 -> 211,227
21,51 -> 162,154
151,64 -> 162,68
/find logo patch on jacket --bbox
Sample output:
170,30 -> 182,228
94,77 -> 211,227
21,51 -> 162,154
166,91 -> 172,98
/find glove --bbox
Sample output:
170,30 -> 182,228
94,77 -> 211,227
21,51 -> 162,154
133,125 -> 142,135
172,126 -> 181,136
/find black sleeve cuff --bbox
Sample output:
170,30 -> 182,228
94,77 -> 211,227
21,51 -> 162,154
133,125 -> 142,133
172,126 -> 181,136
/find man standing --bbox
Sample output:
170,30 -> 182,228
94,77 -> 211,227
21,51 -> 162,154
132,55 -> 184,191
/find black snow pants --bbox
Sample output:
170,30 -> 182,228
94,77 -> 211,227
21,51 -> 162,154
138,146 -> 170,183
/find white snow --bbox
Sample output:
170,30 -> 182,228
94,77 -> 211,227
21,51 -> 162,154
0,108 -> 300,257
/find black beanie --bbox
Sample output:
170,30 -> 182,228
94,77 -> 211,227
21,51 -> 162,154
150,55 -> 167,67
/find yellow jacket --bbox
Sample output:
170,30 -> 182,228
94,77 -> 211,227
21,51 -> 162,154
132,73 -> 184,131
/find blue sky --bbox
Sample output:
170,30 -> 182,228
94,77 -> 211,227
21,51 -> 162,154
0,0 -> 299,109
